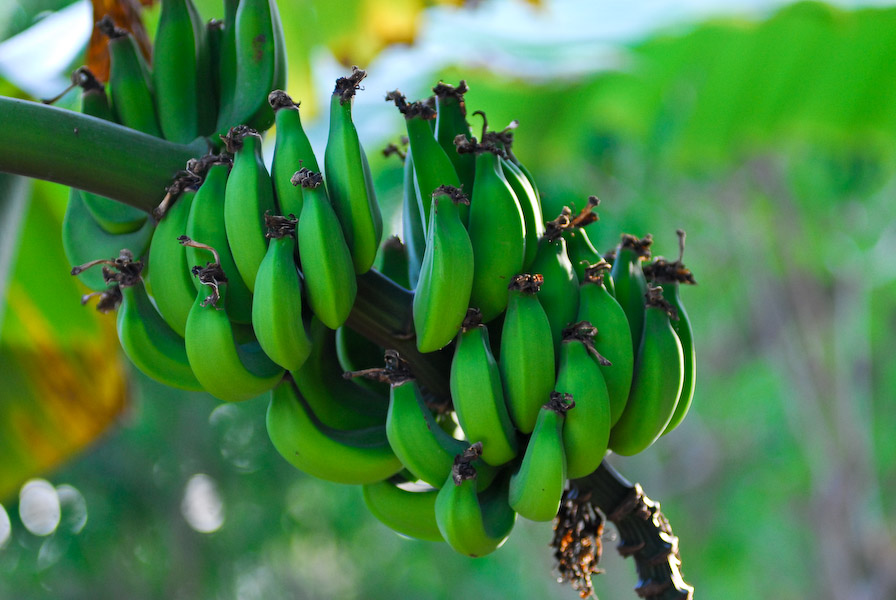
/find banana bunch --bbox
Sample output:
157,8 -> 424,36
62,9 -> 699,557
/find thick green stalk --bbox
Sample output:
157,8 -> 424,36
0,97 -> 206,212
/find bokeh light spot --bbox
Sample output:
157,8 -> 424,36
0,503 -> 11,548
19,479 -> 60,536
181,473 -> 224,534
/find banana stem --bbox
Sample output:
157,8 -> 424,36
572,462 -> 694,599
0,97 -> 205,212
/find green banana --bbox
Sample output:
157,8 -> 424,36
529,235 -> 579,353
215,0 -> 239,129
146,179 -> 199,337
251,214 -> 312,371
432,81 -> 475,195
508,393 -> 571,522
152,0 -> 209,143
499,274 -> 555,434
577,260 -> 634,426
62,188 -> 154,292
435,445 -> 517,557
644,231 -> 697,436
386,373 -> 470,488
72,67 -> 148,234
555,324 -> 611,479
325,68 -> 383,274
462,132 -> 526,323
609,286 -> 684,456
222,126 -> 275,292
292,318 -> 388,430
610,233 -> 652,354
73,252 -> 202,391
376,235 -> 411,290
387,91 -> 463,232
97,16 -> 162,137
184,158 -> 254,324
269,90 -> 320,218
412,185 -> 474,353
180,237 -> 284,402
361,479 -> 443,543
291,168 -> 357,330
401,151 -> 426,287
500,155 -> 543,271
450,309 -> 518,467
215,0 -> 286,135
266,377 -> 402,485
565,228 -> 604,283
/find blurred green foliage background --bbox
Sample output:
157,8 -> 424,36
1,0 -> 895,598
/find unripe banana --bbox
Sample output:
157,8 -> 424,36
565,227 -> 604,282
73,67 -> 148,234
387,91 -> 463,231
362,479 -> 443,543
462,134 -> 525,323
222,126 -> 275,292
180,237 -> 284,402
63,188 -> 154,292
412,185 -> 474,353
610,233 -> 652,354
435,445 -> 517,557
147,179 -> 200,337
529,236 -> 579,352
215,0 -> 285,135
450,310 -> 518,467
185,158 -> 254,324
292,318 -> 388,430
499,274 -> 555,434
401,151 -> 426,287
377,235 -> 411,290
386,371 -> 469,488
152,0 -> 207,143
325,68 -> 382,274
609,286 -> 684,456
266,377 -> 402,485
508,393 -> 571,522
500,155 -> 543,271
432,81 -> 476,195
251,214 -> 312,371
97,16 -> 162,137
644,231 -> 697,436
215,0 -> 238,118
73,251 -> 202,391
555,324 -> 611,479
269,90 -> 320,218
577,260 -> 634,426
291,168 -> 357,330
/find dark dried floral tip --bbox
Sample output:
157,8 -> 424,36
346,349 -> 415,386
562,321 -> 612,366
334,66 -> 366,103
386,90 -> 436,120
268,89 -> 298,111
546,391 -> 575,414
461,308 -> 483,331
432,80 -> 469,101
451,457 -> 478,485
382,142 -> 406,161
453,134 -> 480,155
643,257 -> 696,286
97,15 -> 126,39
645,285 -> 678,320
263,212 -> 298,238
433,184 -> 469,206
618,233 -> 653,259
291,167 -> 323,189
80,285 -> 123,313
73,66 -> 104,93
219,125 -> 258,154
582,259 -> 612,285
508,273 -> 544,294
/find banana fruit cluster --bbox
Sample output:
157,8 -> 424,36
62,0 -> 697,559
